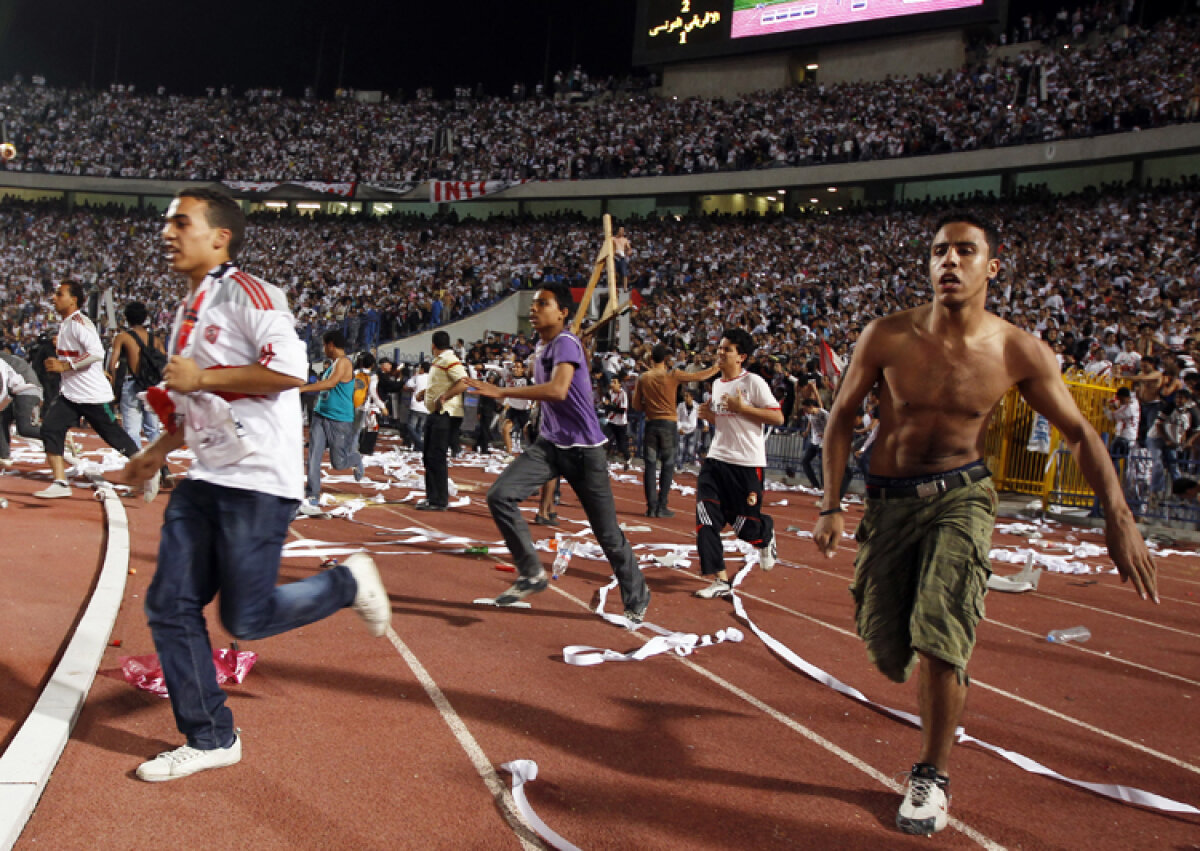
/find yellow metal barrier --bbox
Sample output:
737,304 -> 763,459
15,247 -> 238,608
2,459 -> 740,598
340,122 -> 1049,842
984,370 -> 1129,507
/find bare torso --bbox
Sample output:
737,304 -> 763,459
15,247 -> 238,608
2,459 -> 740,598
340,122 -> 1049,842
867,304 -> 1041,477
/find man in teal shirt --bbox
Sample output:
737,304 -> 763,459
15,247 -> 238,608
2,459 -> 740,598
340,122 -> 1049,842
300,329 -> 364,515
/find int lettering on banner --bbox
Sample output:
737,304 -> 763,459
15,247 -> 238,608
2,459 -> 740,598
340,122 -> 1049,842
429,179 -> 531,203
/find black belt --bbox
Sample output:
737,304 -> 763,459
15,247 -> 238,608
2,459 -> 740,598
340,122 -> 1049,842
866,465 -> 990,500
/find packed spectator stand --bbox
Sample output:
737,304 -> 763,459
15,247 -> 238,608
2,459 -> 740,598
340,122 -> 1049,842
3,176 -> 1198,396
2,5 -> 1198,522
0,10 -> 1196,185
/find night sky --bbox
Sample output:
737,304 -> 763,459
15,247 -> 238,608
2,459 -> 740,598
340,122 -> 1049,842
0,0 -> 1184,98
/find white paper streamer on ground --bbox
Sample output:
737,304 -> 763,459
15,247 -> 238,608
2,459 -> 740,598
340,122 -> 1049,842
499,760 -> 582,851
986,553 -> 1042,593
988,546 -> 1114,576
563,577 -> 744,666
726,563 -> 1199,815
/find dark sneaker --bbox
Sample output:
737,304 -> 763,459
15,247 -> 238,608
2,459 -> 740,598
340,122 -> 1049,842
495,572 -> 548,606
655,507 -> 675,518
623,593 -> 650,625
136,735 -> 242,782
534,513 -> 559,527
416,499 -> 447,511
693,578 -> 732,599
896,763 -> 949,836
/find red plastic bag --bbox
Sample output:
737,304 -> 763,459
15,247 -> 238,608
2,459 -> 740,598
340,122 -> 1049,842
113,649 -> 258,698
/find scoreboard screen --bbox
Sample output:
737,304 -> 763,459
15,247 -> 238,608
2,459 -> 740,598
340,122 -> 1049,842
732,0 -> 985,39
635,0 -> 999,65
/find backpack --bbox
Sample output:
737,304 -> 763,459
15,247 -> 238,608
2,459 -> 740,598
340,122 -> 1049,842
131,329 -> 168,391
352,369 -> 371,409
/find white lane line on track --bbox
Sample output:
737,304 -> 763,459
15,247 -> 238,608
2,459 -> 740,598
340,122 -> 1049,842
724,584 -> 1200,775
334,475 -> 1192,826
287,524 -> 545,850
983,620 -> 1200,689
1045,595 -> 1200,637
543,584 -> 1006,851
346,495 -> 1200,783
969,680 -> 1200,777
782,558 -> 1200,681
383,626 -> 545,851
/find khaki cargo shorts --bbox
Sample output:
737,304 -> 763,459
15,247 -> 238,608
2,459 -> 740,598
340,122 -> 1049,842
851,478 -> 998,684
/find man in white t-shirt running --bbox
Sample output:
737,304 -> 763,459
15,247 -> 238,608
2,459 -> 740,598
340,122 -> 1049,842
35,281 -> 140,499
693,328 -> 785,599
120,187 -> 390,782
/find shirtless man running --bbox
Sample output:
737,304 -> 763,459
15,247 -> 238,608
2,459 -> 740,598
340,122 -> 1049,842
813,212 -> 1157,836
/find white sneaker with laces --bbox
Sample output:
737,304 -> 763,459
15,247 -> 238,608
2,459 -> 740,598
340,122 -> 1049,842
759,533 -> 777,572
34,481 -> 72,499
343,553 -> 391,637
693,578 -> 732,599
298,498 -> 324,516
896,763 -> 949,835
136,735 -> 242,782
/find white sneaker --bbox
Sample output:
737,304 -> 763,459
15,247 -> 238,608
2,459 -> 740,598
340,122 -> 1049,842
693,578 -> 732,599
34,481 -> 72,499
298,498 -> 324,516
344,553 -> 391,637
759,533 -> 777,572
136,735 -> 242,782
143,470 -> 160,503
896,763 -> 949,835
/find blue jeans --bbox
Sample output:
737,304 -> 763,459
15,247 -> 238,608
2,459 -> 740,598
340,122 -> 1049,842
486,439 -> 650,612
144,479 -> 357,749
678,430 -> 698,465
119,375 -> 160,447
408,411 -> 427,451
307,413 -> 362,500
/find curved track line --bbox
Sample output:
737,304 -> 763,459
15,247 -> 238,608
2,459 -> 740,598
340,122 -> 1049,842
0,490 -> 129,851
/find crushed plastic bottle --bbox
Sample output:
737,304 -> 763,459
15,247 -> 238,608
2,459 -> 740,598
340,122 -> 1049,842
465,545 -> 489,555
551,537 -> 576,580
1046,626 -> 1091,644
0,497 -> 8,509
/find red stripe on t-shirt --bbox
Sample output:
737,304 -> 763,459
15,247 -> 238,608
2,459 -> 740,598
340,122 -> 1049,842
232,271 -> 271,310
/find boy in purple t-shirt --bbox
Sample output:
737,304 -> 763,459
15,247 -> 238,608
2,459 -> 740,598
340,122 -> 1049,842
468,284 -> 651,622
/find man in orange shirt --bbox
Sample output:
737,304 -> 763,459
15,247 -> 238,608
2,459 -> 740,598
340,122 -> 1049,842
631,344 -> 718,517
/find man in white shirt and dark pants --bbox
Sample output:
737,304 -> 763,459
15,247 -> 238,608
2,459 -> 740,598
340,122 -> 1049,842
35,281 -> 140,498
120,188 -> 390,782
693,328 -> 784,599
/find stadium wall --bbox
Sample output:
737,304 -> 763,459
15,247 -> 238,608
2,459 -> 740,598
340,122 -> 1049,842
817,30 -> 966,85
660,30 -> 966,99
379,292 -> 529,363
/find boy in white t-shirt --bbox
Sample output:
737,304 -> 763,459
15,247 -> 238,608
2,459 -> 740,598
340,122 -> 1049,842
693,329 -> 785,599
35,281 -> 141,498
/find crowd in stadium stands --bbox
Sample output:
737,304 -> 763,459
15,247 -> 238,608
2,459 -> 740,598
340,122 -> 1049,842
3,177 -> 1198,399
0,9 -> 1196,184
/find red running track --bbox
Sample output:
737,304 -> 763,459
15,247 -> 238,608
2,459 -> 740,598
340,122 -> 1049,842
3,431 -> 1199,849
